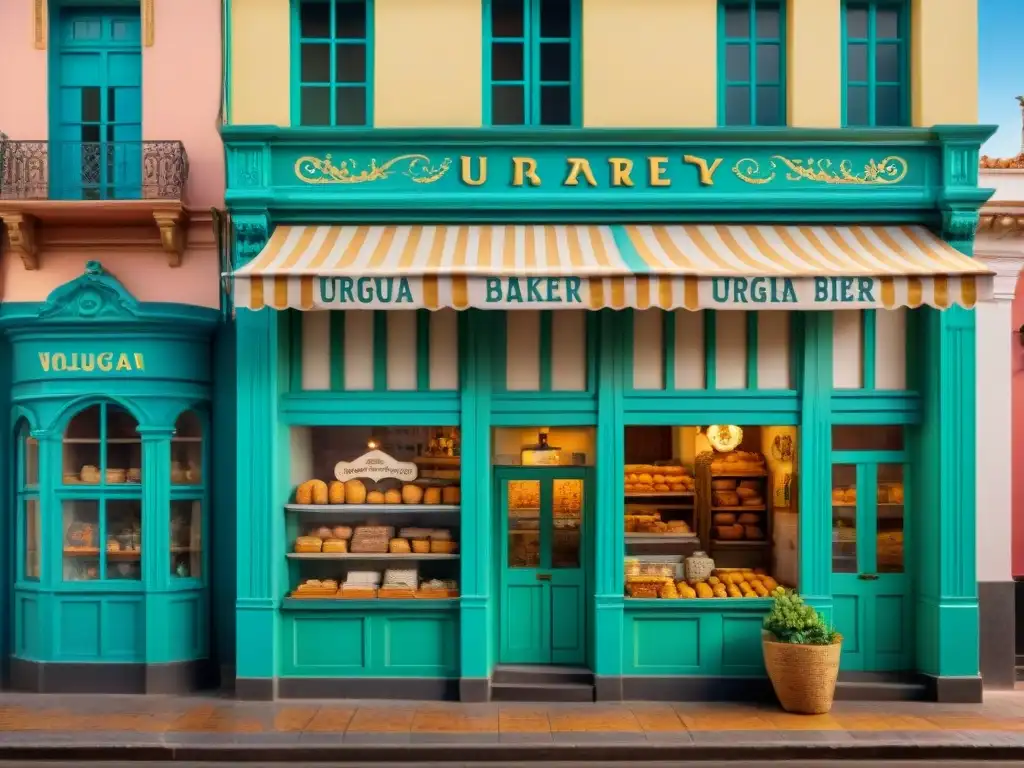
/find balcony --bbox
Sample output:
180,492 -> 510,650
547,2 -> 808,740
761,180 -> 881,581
0,137 -> 190,269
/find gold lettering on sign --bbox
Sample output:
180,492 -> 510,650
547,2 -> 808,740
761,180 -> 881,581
563,158 -> 598,187
608,158 -> 634,187
683,155 -> 723,186
648,157 -> 671,187
38,351 -> 146,374
512,157 -> 541,187
460,156 -> 488,186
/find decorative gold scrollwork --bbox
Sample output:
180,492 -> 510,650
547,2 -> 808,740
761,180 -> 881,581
294,153 -> 453,185
732,155 -> 909,186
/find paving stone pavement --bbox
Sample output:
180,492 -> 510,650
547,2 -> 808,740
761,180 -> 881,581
2,690 -> 1024,760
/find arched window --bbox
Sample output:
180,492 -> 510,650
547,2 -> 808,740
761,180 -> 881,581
60,403 -> 141,582
170,410 -> 203,579
16,420 -> 39,580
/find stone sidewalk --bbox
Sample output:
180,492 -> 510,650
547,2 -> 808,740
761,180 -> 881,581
3,690 -> 1024,761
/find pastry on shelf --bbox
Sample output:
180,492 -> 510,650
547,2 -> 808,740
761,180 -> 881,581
367,490 -> 386,504
322,538 -> 348,553
442,486 -> 460,505
430,540 -> 458,554
384,489 -> 402,504
126,468 -> 141,483
80,465 -> 100,484
423,487 -> 442,505
294,536 -> 323,553
715,524 -> 745,540
712,490 -> 740,507
344,479 -> 367,504
389,538 -> 411,554
311,526 -> 333,539
402,484 -> 424,504
328,481 -> 345,504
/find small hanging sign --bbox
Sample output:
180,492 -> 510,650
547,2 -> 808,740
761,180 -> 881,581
334,449 -> 418,484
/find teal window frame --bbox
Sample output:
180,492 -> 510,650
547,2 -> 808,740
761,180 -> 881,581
718,0 -> 787,127
841,0 -> 909,127
15,420 -> 40,583
482,0 -> 582,127
291,0 -> 374,127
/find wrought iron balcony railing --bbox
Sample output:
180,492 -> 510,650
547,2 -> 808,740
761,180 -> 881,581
0,138 -> 188,201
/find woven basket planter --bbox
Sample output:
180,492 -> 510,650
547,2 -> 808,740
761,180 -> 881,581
762,636 -> 842,714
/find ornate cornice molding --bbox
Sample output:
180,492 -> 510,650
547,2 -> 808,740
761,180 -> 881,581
978,213 -> 1024,237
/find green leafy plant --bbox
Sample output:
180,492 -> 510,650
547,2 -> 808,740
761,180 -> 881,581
763,588 -> 841,645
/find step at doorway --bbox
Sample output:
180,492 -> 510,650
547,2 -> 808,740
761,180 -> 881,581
491,664 -> 595,702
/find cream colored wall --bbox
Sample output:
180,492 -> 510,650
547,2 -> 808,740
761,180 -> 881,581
911,0 -> 978,125
786,0 -> 841,128
374,0 -> 481,127
230,0 -> 291,126
581,0 -> 717,127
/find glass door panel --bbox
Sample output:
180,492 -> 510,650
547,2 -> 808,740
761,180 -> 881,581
876,464 -> 904,574
508,479 -> 541,569
551,478 -> 582,568
831,464 -> 857,573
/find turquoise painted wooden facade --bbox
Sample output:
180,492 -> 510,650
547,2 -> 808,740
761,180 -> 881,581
0,262 -> 219,692
220,124 -> 993,701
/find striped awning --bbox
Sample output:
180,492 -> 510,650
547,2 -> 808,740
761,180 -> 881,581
231,224 -> 993,311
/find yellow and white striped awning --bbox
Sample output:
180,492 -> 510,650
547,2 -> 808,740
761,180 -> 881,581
231,224 -> 993,311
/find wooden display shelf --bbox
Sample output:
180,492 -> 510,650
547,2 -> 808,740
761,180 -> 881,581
709,505 -> 766,513
624,492 -> 695,499
285,504 -> 460,514
625,533 -> 699,543
286,552 -> 459,560
711,539 -> 770,547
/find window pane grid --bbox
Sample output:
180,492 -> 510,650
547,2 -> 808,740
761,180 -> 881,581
297,0 -> 371,127
844,1 -> 906,127
720,0 -> 785,127
488,0 -> 578,126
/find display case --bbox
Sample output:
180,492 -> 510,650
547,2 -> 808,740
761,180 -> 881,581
696,450 -> 772,571
283,427 -> 463,603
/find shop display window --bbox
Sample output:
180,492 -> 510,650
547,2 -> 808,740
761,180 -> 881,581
17,421 -> 40,580
171,410 -> 203,486
286,426 -> 461,600
171,500 -> 203,578
492,427 -> 595,466
60,403 -> 143,582
622,425 -> 797,600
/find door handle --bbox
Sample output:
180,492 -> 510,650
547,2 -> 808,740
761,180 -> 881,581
858,573 -> 879,581
536,573 -> 551,581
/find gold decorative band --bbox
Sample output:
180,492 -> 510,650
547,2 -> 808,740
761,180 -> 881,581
33,0 -> 46,49
142,0 -> 155,46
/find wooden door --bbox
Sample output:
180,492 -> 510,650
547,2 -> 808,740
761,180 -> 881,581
497,468 -> 588,665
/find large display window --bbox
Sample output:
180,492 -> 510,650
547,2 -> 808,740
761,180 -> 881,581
171,410 -> 205,579
622,425 -> 798,600
285,425 -> 462,600
16,420 -> 40,581
61,403 -> 143,582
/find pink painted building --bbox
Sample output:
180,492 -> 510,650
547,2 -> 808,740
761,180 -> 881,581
0,0 -> 223,307
0,1 -> 227,693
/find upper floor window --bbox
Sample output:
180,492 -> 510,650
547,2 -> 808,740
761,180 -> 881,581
295,0 -> 372,126
720,0 -> 786,126
485,0 -> 580,126
843,0 -> 908,127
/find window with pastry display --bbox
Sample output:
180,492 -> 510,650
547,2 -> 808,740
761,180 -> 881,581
60,403 -> 143,582
16,420 -> 40,581
285,426 -> 461,601
170,411 -> 205,579
622,425 -> 796,599
830,426 -> 905,576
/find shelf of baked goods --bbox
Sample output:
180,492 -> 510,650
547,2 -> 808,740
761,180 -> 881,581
624,463 -> 696,499
290,478 -> 460,513
831,482 -> 905,519
625,512 -> 697,543
292,523 -> 459,559
286,570 -> 459,603
707,455 -> 769,548
625,557 -> 784,600
63,546 -> 196,559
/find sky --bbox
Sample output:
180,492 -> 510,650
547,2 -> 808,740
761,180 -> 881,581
979,0 -> 1023,157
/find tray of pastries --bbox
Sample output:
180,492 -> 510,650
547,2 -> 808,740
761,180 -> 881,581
294,479 -> 461,506
291,579 -> 339,598
624,464 -> 695,495
710,451 -> 766,476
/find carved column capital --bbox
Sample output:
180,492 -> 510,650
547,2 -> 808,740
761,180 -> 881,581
231,212 -> 270,268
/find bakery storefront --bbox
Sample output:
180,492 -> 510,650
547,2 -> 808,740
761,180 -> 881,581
224,126 -> 993,702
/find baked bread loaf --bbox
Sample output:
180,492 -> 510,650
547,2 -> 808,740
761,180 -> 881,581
332,525 -> 352,540
328,481 -> 345,504
716,524 -> 744,540
402,484 -> 424,504
737,512 -> 760,525
711,479 -> 737,491
384,489 -> 402,504
389,538 -> 411,553
713,512 -> 737,525
295,536 -> 323,553
424,487 -> 442,505
345,479 -> 367,504
367,490 -> 385,504
296,481 -> 314,504
322,538 -> 348,553
442,486 -> 460,505
712,491 -> 740,507
744,526 -> 764,540
309,480 -> 329,505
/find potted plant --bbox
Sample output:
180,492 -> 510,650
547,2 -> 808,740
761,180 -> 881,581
762,588 -> 842,714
